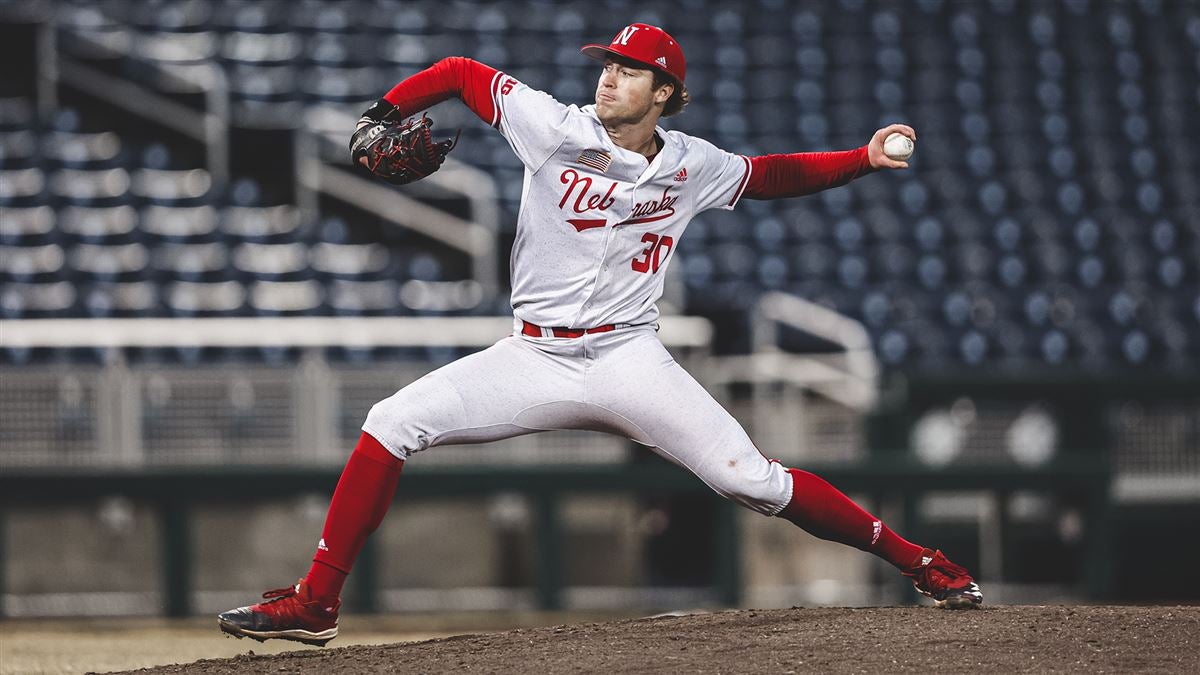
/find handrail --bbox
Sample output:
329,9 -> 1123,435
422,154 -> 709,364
730,291 -> 880,410
296,105 -> 502,303
48,27 -> 231,190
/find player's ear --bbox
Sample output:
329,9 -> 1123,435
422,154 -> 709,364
655,81 -> 674,105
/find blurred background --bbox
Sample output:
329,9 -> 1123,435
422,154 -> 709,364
0,0 -> 1197,626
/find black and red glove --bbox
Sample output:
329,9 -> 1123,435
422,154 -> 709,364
349,99 -> 459,185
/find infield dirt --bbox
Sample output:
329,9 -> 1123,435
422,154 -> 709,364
107,605 -> 1197,674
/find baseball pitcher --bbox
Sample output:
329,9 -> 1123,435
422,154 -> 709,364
219,23 -> 981,647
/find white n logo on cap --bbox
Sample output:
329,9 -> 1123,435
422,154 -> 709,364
613,25 -> 640,46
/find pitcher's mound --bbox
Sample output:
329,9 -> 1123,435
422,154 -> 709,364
115,605 -> 1199,674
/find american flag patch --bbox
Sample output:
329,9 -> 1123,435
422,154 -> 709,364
577,149 -> 612,172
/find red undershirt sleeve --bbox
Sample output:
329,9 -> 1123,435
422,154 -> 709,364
743,146 -> 876,200
382,57 -> 500,127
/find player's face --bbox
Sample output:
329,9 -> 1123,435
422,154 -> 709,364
595,59 -> 661,125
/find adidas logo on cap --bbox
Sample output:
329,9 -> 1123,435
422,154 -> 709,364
656,56 -> 667,67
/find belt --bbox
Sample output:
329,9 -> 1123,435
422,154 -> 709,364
521,320 -> 617,339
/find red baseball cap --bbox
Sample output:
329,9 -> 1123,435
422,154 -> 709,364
580,23 -> 686,84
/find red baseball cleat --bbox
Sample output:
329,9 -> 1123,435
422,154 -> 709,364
218,579 -> 340,646
902,549 -> 983,609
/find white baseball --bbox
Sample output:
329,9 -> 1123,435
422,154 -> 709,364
883,132 -> 914,161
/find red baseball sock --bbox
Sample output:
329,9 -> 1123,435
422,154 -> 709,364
778,468 -> 924,569
305,432 -> 404,604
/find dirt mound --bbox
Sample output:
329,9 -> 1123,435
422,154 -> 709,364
109,605 -> 1198,674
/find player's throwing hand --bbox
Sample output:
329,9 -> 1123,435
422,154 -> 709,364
867,123 -> 917,170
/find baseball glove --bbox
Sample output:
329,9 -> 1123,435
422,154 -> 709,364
349,106 -> 459,186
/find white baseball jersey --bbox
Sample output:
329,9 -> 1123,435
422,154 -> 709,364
362,72 -> 793,517
488,72 -> 751,328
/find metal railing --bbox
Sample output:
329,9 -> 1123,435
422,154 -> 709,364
0,316 -> 714,468
294,106 -> 503,301
47,24 -> 231,190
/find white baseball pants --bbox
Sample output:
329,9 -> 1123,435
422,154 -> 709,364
362,324 -> 793,515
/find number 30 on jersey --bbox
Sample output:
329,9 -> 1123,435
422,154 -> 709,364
632,233 -> 674,274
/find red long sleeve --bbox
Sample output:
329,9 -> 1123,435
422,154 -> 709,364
743,146 -> 875,200
382,57 -> 501,127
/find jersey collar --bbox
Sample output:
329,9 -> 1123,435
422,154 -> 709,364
582,106 -> 669,178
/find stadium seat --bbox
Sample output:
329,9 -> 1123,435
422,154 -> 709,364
131,168 -> 212,205
130,30 -> 218,65
0,129 -> 37,169
288,0 -> 357,34
164,279 -> 246,316
124,0 -> 213,32
248,279 -> 323,315
0,206 -> 55,245
152,241 -> 229,281
0,167 -> 47,207
1,243 -> 65,282
68,242 -> 150,282
309,242 -> 393,280
41,131 -> 124,169
0,280 -> 77,319
211,0 -> 288,32
81,280 -> 159,317
220,31 -> 302,65
141,204 -> 220,242
221,205 -> 301,243
327,278 -> 401,315
231,242 -> 311,280
58,205 -> 138,244
228,63 -> 300,119
298,65 -> 380,103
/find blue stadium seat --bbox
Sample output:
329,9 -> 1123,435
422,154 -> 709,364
299,65 -> 381,103
327,278 -> 401,316
1,243 -> 65,283
48,168 -> 132,206
0,206 -> 55,246
231,242 -> 312,281
125,0 -> 213,32
129,30 -> 218,66
152,241 -> 229,282
309,242 -> 394,280
68,242 -> 150,283
164,279 -> 246,316
130,168 -> 212,206
220,205 -> 301,243
212,0 -> 289,33
220,31 -> 302,65
81,280 -> 159,318
0,167 -> 48,207
227,64 -> 300,118
59,205 -> 138,244
141,205 -> 220,242
0,129 -> 37,169
288,0 -> 358,34
0,280 -> 77,319
248,279 -> 323,315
